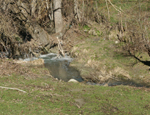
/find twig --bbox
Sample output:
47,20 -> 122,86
105,0 -> 110,20
75,103 -> 81,108
0,86 -> 27,93
107,0 -> 123,13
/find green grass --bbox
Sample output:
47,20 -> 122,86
1,72 -> 150,114
97,0 -> 150,25
83,25 -> 91,31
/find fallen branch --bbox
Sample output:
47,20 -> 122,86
75,103 -> 81,108
105,0 -> 110,20
0,86 -> 27,93
56,37 -> 65,57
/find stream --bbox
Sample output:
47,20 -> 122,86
39,53 -> 83,82
23,53 -> 148,87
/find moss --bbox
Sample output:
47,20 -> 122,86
15,37 -> 21,41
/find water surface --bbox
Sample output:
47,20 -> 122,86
40,53 -> 83,82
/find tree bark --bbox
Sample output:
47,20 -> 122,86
53,0 -> 63,33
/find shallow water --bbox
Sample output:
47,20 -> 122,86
39,53 -> 83,82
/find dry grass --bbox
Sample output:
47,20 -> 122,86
0,59 -> 49,78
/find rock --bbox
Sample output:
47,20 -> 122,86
68,79 -> 78,83
115,41 -> 119,44
84,29 -> 88,33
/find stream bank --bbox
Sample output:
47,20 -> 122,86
1,59 -> 150,115
14,51 -> 150,88
70,36 -> 150,87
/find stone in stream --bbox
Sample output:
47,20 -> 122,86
68,79 -> 79,83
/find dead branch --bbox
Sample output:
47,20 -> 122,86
105,0 -> 110,20
0,86 -> 27,93
57,37 -> 65,57
107,0 -> 124,13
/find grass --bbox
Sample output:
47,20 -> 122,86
83,25 -> 91,31
96,0 -> 150,25
71,35 -> 150,86
1,70 -> 150,114
1,38 -> 150,114
1,0 -> 150,114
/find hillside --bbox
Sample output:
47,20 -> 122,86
0,0 -> 150,114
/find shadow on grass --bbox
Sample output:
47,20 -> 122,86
108,80 -> 150,88
128,51 -> 150,67
132,55 -> 150,66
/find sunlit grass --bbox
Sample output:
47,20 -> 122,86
1,72 -> 150,114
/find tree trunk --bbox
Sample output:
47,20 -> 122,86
53,0 -> 63,33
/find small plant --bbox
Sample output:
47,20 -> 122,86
83,25 -> 91,31
15,37 -> 21,41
